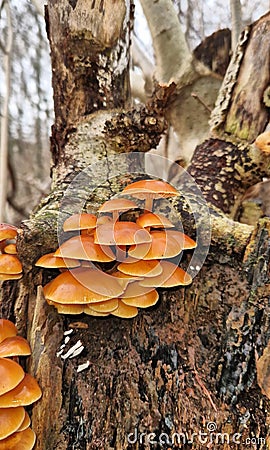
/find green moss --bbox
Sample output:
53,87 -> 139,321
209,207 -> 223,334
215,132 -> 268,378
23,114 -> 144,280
225,116 -> 258,142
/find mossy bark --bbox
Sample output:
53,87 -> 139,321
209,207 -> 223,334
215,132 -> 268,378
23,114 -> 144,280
1,4 -> 270,450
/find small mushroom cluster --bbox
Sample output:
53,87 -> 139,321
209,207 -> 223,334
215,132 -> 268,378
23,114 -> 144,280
37,179 -> 196,318
0,319 -> 42,449
0,224 -> 22,281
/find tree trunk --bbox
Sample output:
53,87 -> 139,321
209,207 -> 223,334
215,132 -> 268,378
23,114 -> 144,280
1,4 -> 270,450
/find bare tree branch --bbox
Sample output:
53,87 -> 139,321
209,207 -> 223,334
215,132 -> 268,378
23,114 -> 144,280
139,0 -> 193,83
230,0 -> 242,50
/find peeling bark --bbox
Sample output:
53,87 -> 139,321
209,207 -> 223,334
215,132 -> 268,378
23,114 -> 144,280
210,13 -> 270,142
193,29 -> 231,78
217,220 -> 270,404
188,138 -> 270,218
46,0 -> 131,166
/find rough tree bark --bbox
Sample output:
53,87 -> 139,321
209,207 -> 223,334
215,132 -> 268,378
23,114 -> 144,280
1,3 -> 270,450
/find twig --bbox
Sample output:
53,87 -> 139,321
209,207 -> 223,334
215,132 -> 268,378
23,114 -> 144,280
194,369 -> 217,412
191,92 -> 212,113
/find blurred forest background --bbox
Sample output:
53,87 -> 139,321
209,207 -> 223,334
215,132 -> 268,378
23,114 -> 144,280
0,0 -> 269,225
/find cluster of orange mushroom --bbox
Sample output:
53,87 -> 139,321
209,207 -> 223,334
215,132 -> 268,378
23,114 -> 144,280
0,319 -> 42,449
0,224 -> 22,282
36,179 -> 196,318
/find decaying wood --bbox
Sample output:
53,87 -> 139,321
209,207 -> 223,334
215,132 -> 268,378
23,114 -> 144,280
1,3 -> 270,450
210,13 -> 270,141
217,220 -> 270,404
188,138 -> 270,218
46,0 -> 131,167
193,29 -> 231,78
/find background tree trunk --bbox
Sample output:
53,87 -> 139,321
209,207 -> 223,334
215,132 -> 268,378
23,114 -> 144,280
1,3 -> 270,450
0,0 -> 13,221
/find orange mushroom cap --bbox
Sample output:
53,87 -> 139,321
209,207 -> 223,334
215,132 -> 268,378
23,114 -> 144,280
121,179 -> 179,198
121,179 -> 179,212
0,336 -> 31,358
110,270 -> 143,288
111,300 -> 138,318
98,198 -> 137,214
118,259 -> 163,278
35,253 -> 80,269
3,244 -> 17,255
166,230 -> 196,249
47,300 -> 84,315
0,406 -> 25,440
0,224 -> 17,241
83,309 -> 110,317
94,221 -> 152,246
0,426 -> 36,450
17,410 -> 31,432
54,235 -> 115,262
0,255 -> 22,274
255,131 -> 270,154
63,213 -> 97,232
136,212 -> 174,229
0,358 -> 25,396
86,298 -> 119,313
43,268 -> 124,304
0,373 -> 42,408
120,281 -> 154,299
0,273 -> 23,281
139,260 -> 192,287
122,289 -> 159,308
96,215 -> 113,226
43,275 -> 110,305
129,230 -> 182,260
0,320 -> 17,344
126,241 -> 152,260
73,267 -> 124,298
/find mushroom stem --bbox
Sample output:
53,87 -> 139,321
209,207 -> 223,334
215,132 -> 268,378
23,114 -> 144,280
144,196 -> 153,212
112,216 -> 124,261
107,262 -> 119,273
112,211 -> 119,222
115,245 -> 126,262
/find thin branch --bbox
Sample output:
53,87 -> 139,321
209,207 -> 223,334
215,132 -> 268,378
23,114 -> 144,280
230,0 -> 242,50
139,0 -> 193,83
191,92 -> 212,113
